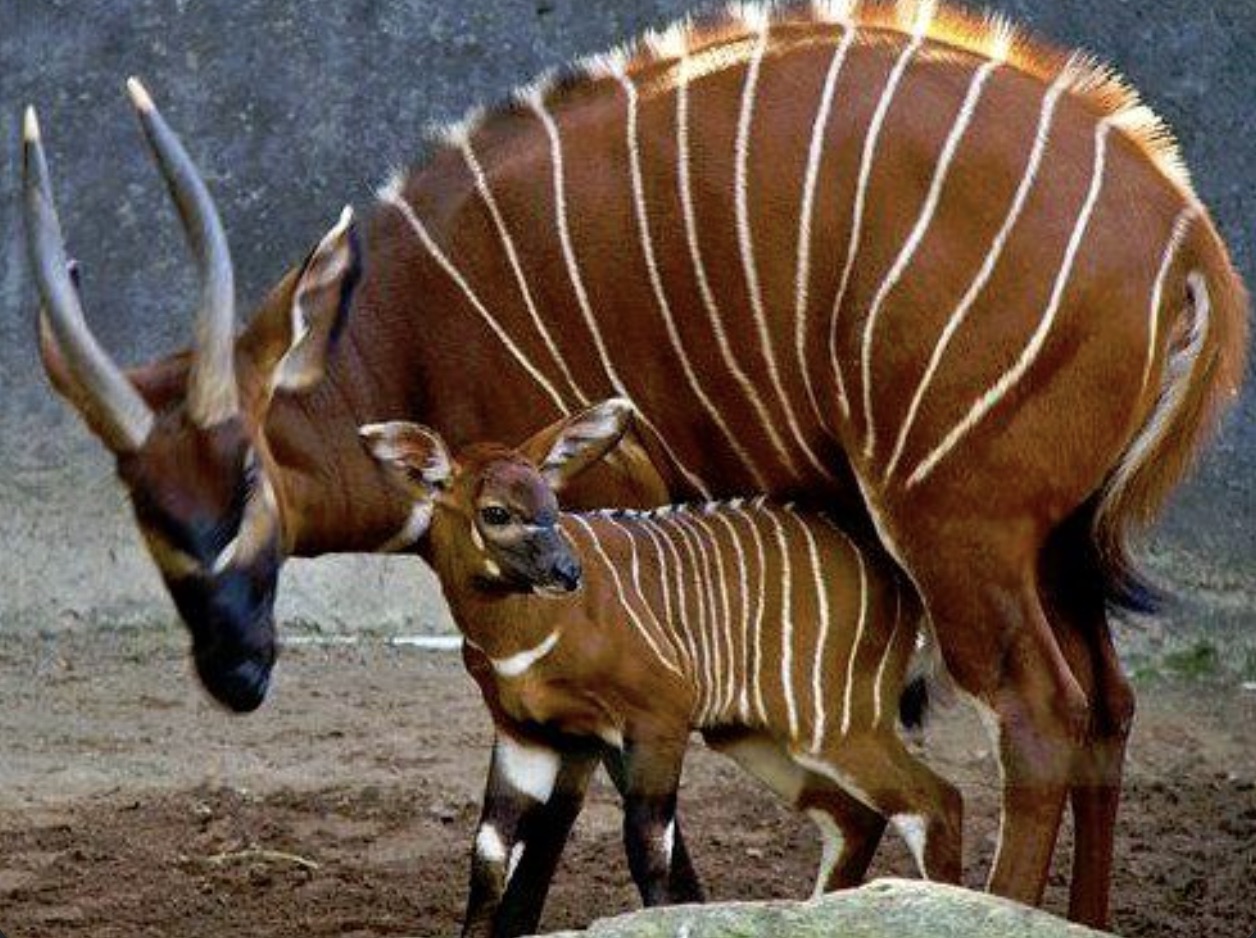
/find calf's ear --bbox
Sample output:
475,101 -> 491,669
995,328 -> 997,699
359,421 -> 453,493
519,398 -> 634,491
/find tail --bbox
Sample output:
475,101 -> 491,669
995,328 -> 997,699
1092,212 -> 1249,610
898,675 -> 930,731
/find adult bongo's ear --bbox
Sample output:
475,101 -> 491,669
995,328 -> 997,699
359,420 -> 453,493
518,398 -> 634,492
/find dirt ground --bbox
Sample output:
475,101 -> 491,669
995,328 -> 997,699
0,627 -> 1253,938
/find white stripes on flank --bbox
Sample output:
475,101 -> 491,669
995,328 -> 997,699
640,517 -> 705,707
675,53 -> 801,479
907,117 -> 1115,488
785,507 -> 833,754
859,58 -> 1003,461
828,32 -> 926,418
795,24 -> 858,434
664,513 -> 718,721
690,511 -> 739,718
524,92 -> 711,498
764,507 -> 801,742
677,512 -> 728,721
872,589 -> 902,728
731,502 -> 772,725
883,74 -> 1069,483
567,516 -> 685,678
616,71 -> 770,491
1140,207 -> 1197,397
734,23 -> 835,481
840,541 -> 869,737
601,516 -> 689,672
706,508 -> 754,722
457,138 -> 588,406
379,189 -> 568,414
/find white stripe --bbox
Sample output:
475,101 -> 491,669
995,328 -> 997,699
840,537 -> 868,737
598,516 -> 688,676
783,508 -> 832,753
860,60 -> 1001,460
525,93 -> 711,498
795,25 -> 858,434
675,52 -> 801,477
658,513 -> 716,720
733,502 -> 772,725
459,138 -> 588,405
676,512 -> 726,722
689,512 -> 738,718
828,33 -> 925,417
1140,207 -> 1197,397
734,24 -> 835,480
872,589 -> 902,728
908,119 -> 1114,488
635,517 -> 690,673
641,517 -> 703,695
765,507 -> 800,742
491,629 -> 561,678
884,75 -> 1068,482
707,510 -> 753,722
567,516 -> 684,678
618,72 -> 769,490
380,190 -> 567,414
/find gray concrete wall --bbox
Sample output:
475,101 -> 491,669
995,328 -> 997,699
2,2 -> 1253,657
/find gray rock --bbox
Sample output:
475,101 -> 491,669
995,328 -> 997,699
539,879 -> 1115,938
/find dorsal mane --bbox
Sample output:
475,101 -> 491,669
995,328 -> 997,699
419,0 -> 1193,200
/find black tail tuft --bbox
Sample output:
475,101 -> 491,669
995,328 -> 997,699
898,676 -> 930,731
1055,495 -> 1169,618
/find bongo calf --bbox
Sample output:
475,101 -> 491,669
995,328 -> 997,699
361,400 -> 961,935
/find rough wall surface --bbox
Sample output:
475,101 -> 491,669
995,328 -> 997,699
2,1 -> 1253,650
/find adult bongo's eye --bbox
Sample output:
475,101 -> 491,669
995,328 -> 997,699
480,505 -> 511,527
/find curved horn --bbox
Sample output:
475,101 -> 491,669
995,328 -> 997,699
127,77 -> 238,427
23,107 -> 155,452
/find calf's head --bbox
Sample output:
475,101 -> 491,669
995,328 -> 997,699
360,399 -> 634,597
22,83 -> 361,711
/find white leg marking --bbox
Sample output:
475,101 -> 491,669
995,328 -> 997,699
806,808 -> 847,898
524,91 -> 711,498
491,630 -> 562,679
616,69 -> 770,490
1140,207 -> 1197,397
891,813 -> 929,878
796,24 -> 858,433
765,507 -> 800,742
661,819 -> 676,867
506,841 -> 525,885
379,188 -> 568,414
568,516 -> 685,677
475,824 -> 508,865
883,73 -> 1070,482
861,58 -> 1002,460
495,736 -> 560,803
459,137 -> 588,405
675,50 -> 800,478
828,33 -> 926,417
734,23 -> 835,480
907,118 -> 1114,488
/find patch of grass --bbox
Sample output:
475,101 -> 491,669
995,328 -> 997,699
1160,640 -> 1220,679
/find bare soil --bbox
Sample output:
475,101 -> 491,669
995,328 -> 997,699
0,628 -> 1253,938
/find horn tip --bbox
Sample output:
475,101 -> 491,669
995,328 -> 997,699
126,76 -> 155,113
23,105 -> 40,143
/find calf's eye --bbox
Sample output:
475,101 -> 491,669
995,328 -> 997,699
480,505 -> 511,527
